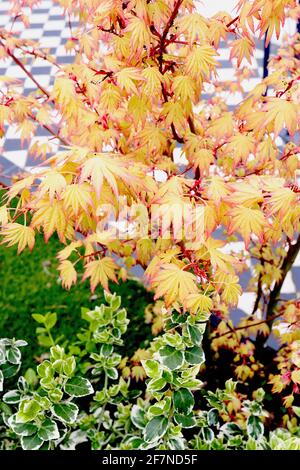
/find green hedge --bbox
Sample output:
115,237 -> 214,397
0,234 -> 153,369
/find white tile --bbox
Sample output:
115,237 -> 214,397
3,150 -> 27,169
281,271 -> 296,293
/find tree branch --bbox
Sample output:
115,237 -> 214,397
0,39 -> 50,99
265,234 -> 300,326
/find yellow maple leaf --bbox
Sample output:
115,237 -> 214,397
185,293 -> 213,315
57,241 -> 82,261
141,66 -> 163,96
204,238 -> 236,273
63,183 -> 92,214
214,272 -> 242,306
265,186 -> 297,220
227,206 -> 266,247
153,263 -> 198,307
83,257 -> 118,292
176,13 -> 209,44
264,98 -> 298,136
184,45 -> 217,80
31,199 -> 66,242
1,223 -> 35,254
80,153 -> 136,198
39,171 -> 67,201
115,67 -> 142,94
208,112 -> 234,138
58,260 -> 77,290
229,37 -> 254,67
291,370 -> 300,384
125,16 -> 152,55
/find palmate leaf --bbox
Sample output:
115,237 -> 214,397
227,206 -> 266,247
153,263 -> 198,307
263,98 -> 298,136
82,257 -> 118,292
31,199 -> 66,243
39,171 -> 67,201
80,153 -> 138,198
1,223 -> 35,254
58,260 -> 77,290
229,37 -> 255,67
63,183 -> 92,215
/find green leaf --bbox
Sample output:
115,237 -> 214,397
38,418 -> 60,441
144,416 -> 168,443
14,340 -> 28,347
246,415 -> 264,440
7,346 -> 22,363
184,346 -> 205,365
0,347 -> 6,364
142,359 -> 160,379
131,405 -> 147,430
21,433 -> 44,450
202,427 -> 214,443
63,356 -> 76,377
2,362 -> 20,378
187,324 -> 203,345
100,344 -> 114,357
52,402 -> 79,424
174,413 -> 196,428
207,408 -> 219,426
173,388 -> 195,415
8,415 -> 38,436
64,376 -> 94,397
37,360 -> 54,379
2,389 -> 22,404
24,368 -> 38,387
147,377 -> 167,393
293,406 -> 300,418
16,399 -> 41,423
169,437 -> 185,450
159,346 -> 184,371
32,313 -> 46,324
45,313 -> 57,329
106,367 -> 118,380
220,422 -> 242,437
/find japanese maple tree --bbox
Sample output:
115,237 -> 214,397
0,0 -> 300,412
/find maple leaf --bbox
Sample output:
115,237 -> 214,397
226,180 -> 263,207
153,263 -> 198,307
264,98 -> 298,136
125,16 -> 152,55
229,37 -> 254,67
208,112 -> 234,138
80,154 -> 136,198
176,13 -> 209,44
161,101 -> 187,134
83,257 -> 118,292
0,205 -> 8,226
58,260 -> 77,290
31,199 -> 67,242
185,293 -> 213,315
203,238 -> 236,273
214,272 -> 242,306
1,223 -> 35,254
225,133 -> 255,163
141,66 -> 163,96
57,241 -> 82,261
265,186 -> 298,221
115,67 -> 142,94
39,171 -> 67,201
63,183 -> 92,214
227,206 -> 266,247
184,45 -> 217,80
172,75 -> 196,104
